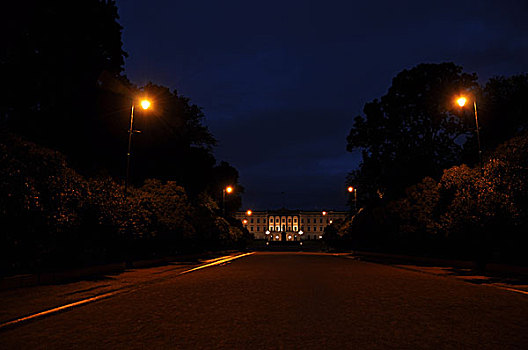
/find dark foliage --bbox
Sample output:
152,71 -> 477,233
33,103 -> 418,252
0,134 -> 251,276
337,133 -> 528,265
0,1 -> 249,276
347,63 -> 479,200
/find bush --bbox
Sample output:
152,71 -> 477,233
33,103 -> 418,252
0,133 -> 248,276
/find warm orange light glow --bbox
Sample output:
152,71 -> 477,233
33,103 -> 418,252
225,186 -> 233,194
246,210 -> 252,216
242,219 -> 248,224
348,186 -> 354,193
456,97 -> 467,107
322,211 -> 327,216
140,99 -> 151,110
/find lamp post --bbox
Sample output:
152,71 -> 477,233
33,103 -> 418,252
222,186 -> 233,216
124,98 -> 151,198
456,96 -> 483,173
348,186 -> 357,212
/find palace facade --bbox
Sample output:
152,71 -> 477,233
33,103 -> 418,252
234,209 -> 348,241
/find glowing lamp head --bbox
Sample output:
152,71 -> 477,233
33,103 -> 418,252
225,186 -> 233,194
456,97 -> 467,107
265,230 -> 270,235
348,186 -> 354,193
322,211 -> 327,216
246,210 -> 252,216
140,99 -> 151,110
242,219 -> 248,225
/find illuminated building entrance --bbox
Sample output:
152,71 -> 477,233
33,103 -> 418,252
235,209 -> 348,241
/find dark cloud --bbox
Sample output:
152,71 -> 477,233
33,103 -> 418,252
117,0 -> 528,209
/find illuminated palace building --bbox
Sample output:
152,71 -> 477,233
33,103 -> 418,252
235,209 -> 348,241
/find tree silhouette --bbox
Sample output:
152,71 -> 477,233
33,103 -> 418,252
1,0 -> 126,156
475,74 -> 528,154
346,63 -> 479,200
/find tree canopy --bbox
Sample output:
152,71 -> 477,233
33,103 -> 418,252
2,0 -> 126,145
346,63 -> 479,200
1,1 -> 243,207
478,74 -> 528,152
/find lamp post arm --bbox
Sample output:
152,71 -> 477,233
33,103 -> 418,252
354,188 -> 357,212
222,189 -> 226,216
474,101 -> 483,173
124,104 -> 135,198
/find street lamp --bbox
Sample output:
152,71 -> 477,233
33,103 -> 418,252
456,95 -> 483,173
124,98 -> 151,198
348,186 -> 357,212
246,210 -> 252,216
222,186 -> 233,216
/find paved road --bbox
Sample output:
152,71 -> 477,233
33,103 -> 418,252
2,252 -> 528,349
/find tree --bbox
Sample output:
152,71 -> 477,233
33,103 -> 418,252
346,63 -> 479,200
128,83 -> 218,195
210,161 -> 244,215
1,0 -> 127,154
477,74 -> 528,152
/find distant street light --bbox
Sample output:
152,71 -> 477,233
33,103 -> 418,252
456,95 -> 483,172
246,210 -> 252,216
222,186 -> 233,216
124,98 -> 151,198
348,186 -> 357,212
322,211 -> 327,216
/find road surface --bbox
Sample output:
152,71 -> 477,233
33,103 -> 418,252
1,252 -> 527,349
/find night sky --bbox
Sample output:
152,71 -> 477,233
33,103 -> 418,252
116,0 -> 528,211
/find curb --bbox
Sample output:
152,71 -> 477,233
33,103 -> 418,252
0,250 -> 238,291
351,250 -> 528,276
